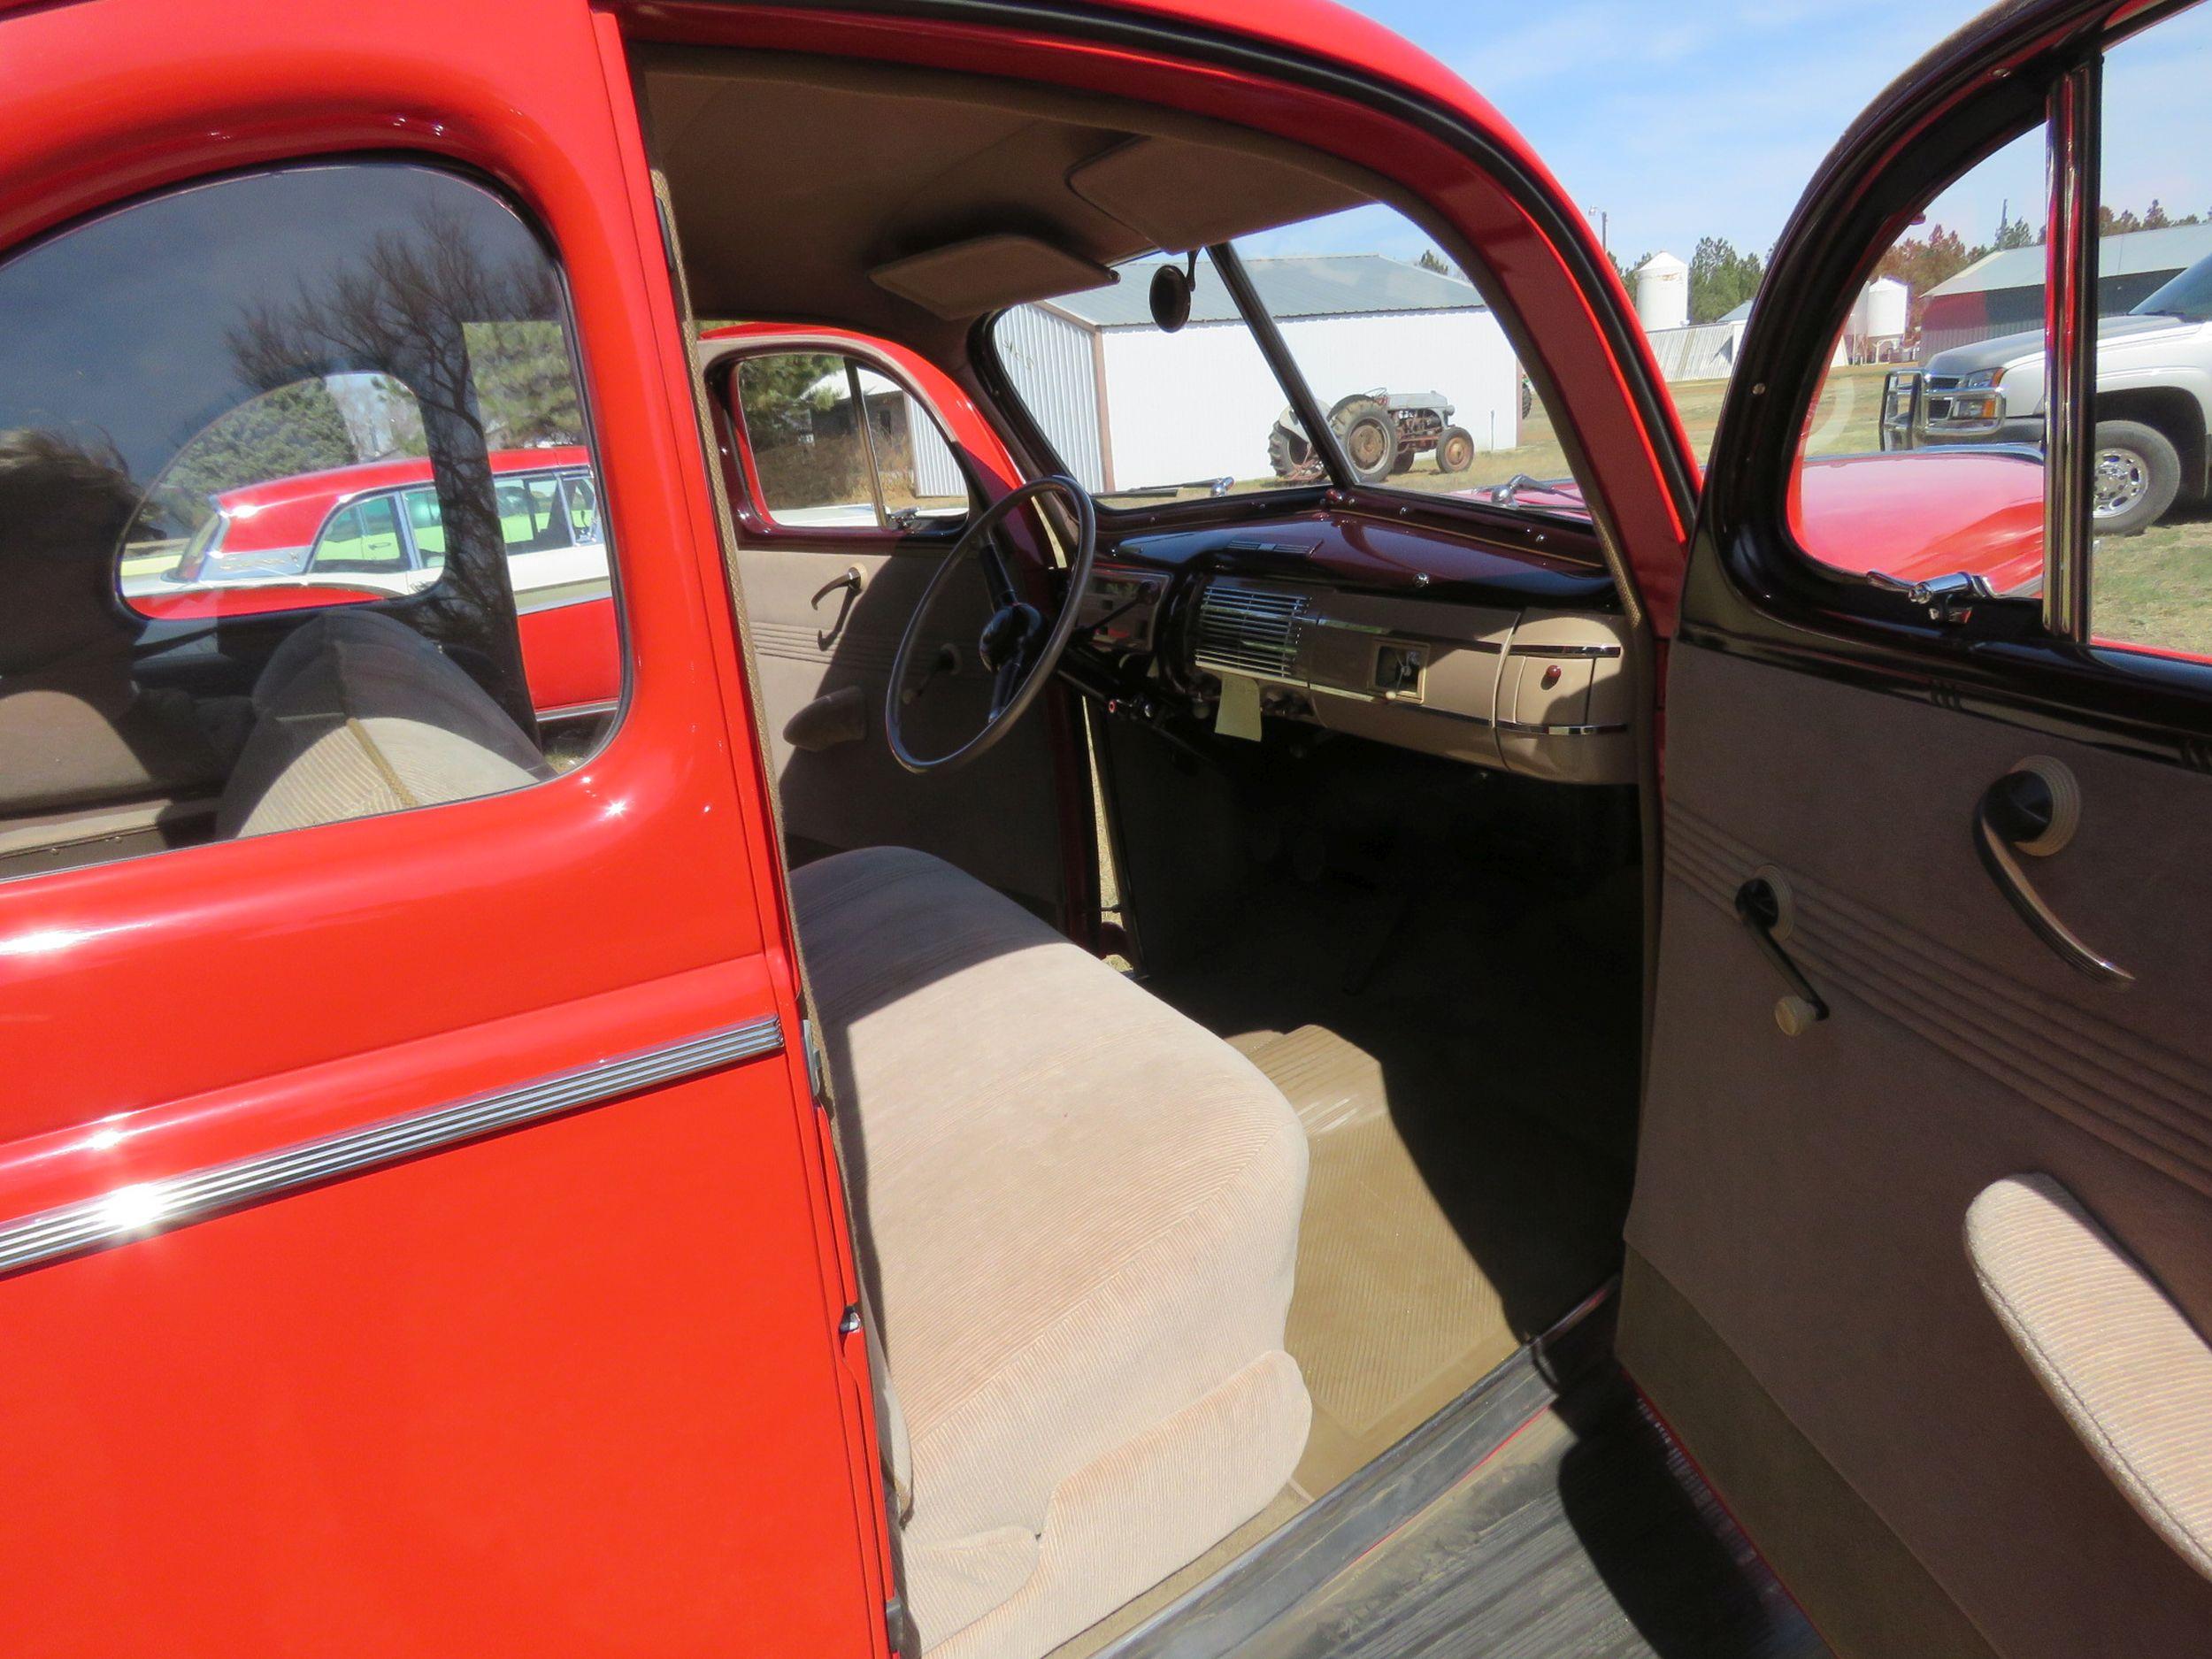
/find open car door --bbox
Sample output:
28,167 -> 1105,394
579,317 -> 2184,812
696,326 -> 1080,922
1625,4 -> 2212,1655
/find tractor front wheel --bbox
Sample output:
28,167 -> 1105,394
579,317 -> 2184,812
1435,426 -> 1475,474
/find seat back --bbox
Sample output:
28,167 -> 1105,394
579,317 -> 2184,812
217,610 -> 551,840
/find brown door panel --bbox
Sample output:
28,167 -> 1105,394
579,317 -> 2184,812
734,539 -> 1061,909
1627,641 -> 2212,1657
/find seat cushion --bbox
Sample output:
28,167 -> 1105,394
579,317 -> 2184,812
218,611 -> 549,839
791,846 -> 1310,1658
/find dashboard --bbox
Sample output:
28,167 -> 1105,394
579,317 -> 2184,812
1069,509 -> 1635,786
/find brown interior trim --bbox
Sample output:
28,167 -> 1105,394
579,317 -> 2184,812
1618,1248 -> 2001,1659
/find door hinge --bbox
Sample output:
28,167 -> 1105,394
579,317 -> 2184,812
886,1593 -> 911,1657
802,1016 -> 828,1109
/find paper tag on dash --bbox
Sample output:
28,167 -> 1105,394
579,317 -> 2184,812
1214,673 -> 1263,741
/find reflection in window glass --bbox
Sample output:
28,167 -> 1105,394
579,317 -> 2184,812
2092,4 -> 2212,660
312,495 -> 407,573
0,161 -> 621,881
1790,126 -> 2050,592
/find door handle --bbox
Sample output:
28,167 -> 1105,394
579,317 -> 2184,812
1973,760 -> 2133,987
811,566 -> 863,648
1735,875 -> 1828,1033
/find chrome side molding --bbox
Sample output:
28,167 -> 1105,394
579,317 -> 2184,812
0,1015 -> 786,1277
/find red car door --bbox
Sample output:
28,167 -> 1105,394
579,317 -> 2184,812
0,4 -> 890,1655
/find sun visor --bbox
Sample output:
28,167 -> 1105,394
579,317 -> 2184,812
1067,137 -> 1366,252
870,234 -> 1116,320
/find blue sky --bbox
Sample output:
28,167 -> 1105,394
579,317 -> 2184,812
1243,1 -> 2212,274
1281,0 -> 1997,265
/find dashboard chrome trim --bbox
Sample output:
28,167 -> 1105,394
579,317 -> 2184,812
0,1016 -> 787,1277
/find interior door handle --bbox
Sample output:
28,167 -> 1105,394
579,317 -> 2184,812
812,566 -> 863,647
1974,761 -> 2133,987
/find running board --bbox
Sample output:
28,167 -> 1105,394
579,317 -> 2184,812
1096,1279 -> 1621,1659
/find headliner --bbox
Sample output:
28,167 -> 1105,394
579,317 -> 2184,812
635,46 -> 1375,349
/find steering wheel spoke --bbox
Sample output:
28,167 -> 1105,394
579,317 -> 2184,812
884,476 -> 1097,775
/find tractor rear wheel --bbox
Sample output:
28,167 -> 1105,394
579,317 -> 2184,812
1333,396 -> 1396,485
1435,426 -> 1475,474
1267,421 -> 1311,480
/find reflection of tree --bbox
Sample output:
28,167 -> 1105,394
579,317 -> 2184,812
227,200 -> 567,729
149,381 -> 356,537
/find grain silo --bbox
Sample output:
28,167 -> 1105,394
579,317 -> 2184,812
1633,252 -> 1689,332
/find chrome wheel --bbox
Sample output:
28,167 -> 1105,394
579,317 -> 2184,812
2093,446 -> 2150,520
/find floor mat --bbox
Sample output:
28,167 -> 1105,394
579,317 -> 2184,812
1153,870 -> 1639,1497
1234,1021 -> 1632,1493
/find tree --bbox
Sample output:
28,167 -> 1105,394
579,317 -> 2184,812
1993,202 -> 2039,250
1417,249 -> 1450,275
1609,249 -> 1653,292
1689,236 -> 1763,324
150,380 -> 357,536
1877,223 -> 1984,338
733,350 -> 843,442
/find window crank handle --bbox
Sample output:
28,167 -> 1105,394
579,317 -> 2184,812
1735,877 -> 1829,1029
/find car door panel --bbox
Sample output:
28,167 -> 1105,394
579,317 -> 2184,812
0,4 -> 887,1654
1625,641 -> 2212,1657
734,535 -> 1062,906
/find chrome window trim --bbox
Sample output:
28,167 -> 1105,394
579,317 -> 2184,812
0,1015 -> 785,1277
2042,56 -> 2101,642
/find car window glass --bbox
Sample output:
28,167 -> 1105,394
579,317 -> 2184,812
311,494 -> 409,574
405,486 -> 447,566
992,257 -> 1291,505
565,473 -> 603,543
733,352 -> 968,533
0,160 -> 623,882
2089,4 -> 2212,661
1230,208 -> 1582,518
853,364 -> 968,526
1788,125 -> 2051,590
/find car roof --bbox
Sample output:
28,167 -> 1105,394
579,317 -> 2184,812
212,444 -> 591,511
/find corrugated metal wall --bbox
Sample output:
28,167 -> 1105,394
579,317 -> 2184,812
905,395 -> 965,500
992,303 -> 1106,491
1919,272 -> 2177,358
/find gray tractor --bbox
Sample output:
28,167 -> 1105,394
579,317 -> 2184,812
1267,388 -> 1475,486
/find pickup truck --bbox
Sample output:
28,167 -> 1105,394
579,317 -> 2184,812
1881,249 -> 2212,533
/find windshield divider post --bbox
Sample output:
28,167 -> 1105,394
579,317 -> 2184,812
2042,55 -> 2101,644
1210,241 -> 1354,493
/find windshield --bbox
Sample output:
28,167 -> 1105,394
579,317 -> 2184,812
987,206 -> 1593,526
2132,251 -> 2212,319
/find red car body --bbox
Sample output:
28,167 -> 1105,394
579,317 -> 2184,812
156,443 -> 595,588
0,3 -> 2180,1657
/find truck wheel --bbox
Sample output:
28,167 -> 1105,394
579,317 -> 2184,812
2092,419 -> 2182,534
1435,427 -> 1475,474
1332,396 -> 1397,485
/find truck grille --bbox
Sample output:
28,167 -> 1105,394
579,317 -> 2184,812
1194,581 -> 1306,680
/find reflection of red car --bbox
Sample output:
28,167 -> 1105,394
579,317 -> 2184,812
1489,448 -> 2047,595
127,446 -> 622,719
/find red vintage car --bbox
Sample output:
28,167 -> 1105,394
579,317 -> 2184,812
3,4 -> 2208,1659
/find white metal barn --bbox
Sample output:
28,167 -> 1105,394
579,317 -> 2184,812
987,256 -> 1518,495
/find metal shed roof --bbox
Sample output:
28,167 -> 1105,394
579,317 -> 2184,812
1928,221 -> 2212,296
1044,253 -> 1485,329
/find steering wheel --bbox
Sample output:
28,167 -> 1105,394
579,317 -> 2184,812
886,475 -> 1096,775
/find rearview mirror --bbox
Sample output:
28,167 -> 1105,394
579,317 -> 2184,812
1149,264 -> 1193,333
